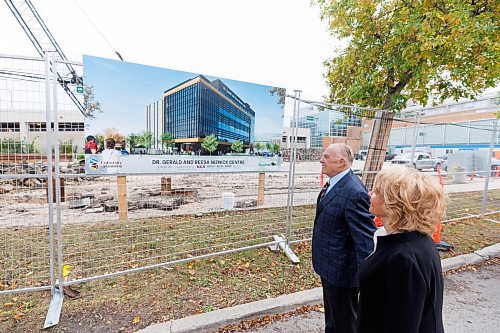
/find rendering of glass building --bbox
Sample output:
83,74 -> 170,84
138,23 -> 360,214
163,75 -> 255,151
296,109 -> 362,148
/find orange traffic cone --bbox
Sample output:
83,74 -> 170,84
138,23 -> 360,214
432,223 -> 442,244
436,164 -> 443,187
432,174 -> 453,251
470,168 -> 476,181
433,221 -> 453,251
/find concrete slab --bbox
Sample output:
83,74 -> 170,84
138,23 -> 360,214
441,256 -> 467,271
474,242 -> 500,259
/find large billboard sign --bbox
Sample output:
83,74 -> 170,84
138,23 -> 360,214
82,55 -> 285,174
85,155 -> 281,175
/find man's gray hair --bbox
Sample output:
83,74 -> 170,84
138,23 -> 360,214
333,143 -> 354,166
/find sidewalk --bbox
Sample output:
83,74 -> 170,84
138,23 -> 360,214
138,243 -> 500,333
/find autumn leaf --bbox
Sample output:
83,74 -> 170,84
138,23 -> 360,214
132,316 -> 141,325
13,313 -> 24,320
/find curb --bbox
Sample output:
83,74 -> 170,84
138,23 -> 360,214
138,243 -> 500,333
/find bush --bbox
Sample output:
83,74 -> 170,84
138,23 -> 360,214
0,139 -> 39,154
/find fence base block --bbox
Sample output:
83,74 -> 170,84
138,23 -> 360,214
269,235 -> 300,264
436,240 -> 454,252
43,289 -> 64,329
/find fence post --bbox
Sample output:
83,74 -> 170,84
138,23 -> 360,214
43,51 -> 64,330
161,176 -> 172,195
409,111 -> 421,168
117,176 -> 128,220
480,119 -> 498,215
257,172 -> 265,206
278,91 -> 301,264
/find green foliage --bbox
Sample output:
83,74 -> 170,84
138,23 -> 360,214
271,143 -> 281,154
161,132 -> 174,149
138,131 -> 153,148
95,134 -> 104,150
83,85 -> 102,119
126,131 -> 153,149
127,133 -> 139,149
265,142 -> 272,151
59,141 -> 74,154
231,140 -> 243,153
315,0 -> 499,111
0,139 -> 39,154
253,143 -> 264,152
201,134 -> 218,155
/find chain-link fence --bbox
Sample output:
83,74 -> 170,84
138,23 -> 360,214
1,54 -> 499,328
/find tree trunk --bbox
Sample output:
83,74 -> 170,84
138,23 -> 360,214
361,111 -> 394,191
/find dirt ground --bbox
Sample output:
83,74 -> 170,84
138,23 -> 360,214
1,161 -> 500,227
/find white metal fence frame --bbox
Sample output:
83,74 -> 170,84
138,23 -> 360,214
1,53 -> 499,329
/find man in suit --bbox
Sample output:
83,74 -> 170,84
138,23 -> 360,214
312,143 -> 376,333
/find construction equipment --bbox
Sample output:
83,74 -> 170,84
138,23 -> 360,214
3,0 -> 85,115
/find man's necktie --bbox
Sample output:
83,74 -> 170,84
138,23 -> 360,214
318,180 -> 330,201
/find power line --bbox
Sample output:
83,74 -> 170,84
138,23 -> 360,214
72,0 -> 124,61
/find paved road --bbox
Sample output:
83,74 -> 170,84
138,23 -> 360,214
245,263 -> 500,333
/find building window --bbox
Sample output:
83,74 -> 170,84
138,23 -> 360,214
282,136 -> 287,143
28,122 -> 45,132
297,137 -> 306,143
58,122 -> 84,132
0,122 -> 20,132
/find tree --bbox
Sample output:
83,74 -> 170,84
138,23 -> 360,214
103,128 -> 126,146
137,131 -> 153,148
95,133 -> 104,150
231,139 -> 243,153
265,142 -> 272,152
271,143 -> 281,154
201,134 -> 218,155
315,0 -> 498,111
269,87 -> 286,105
83,85 -> 102,119
315,0 -> 498,188
253,143 -> 264,153
127,133 -> 139,150
161,132 -> 174,151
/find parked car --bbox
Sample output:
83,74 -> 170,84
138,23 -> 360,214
355,150 -> 368,160
391,152 -> 442,171
490,158 -> 500,175
385,153 -> 397,161
439,156 -> 448,171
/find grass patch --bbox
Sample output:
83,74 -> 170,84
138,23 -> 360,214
0,212 -> 498,333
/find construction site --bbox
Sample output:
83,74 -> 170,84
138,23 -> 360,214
0,1 -> 499,333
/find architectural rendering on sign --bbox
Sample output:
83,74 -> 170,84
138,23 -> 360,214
162,75 -> 255,153
84,55 -> 284,157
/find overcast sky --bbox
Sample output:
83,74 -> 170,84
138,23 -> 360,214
0,0 -> 337,102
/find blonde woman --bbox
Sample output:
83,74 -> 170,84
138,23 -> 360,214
357,165 -> 445,333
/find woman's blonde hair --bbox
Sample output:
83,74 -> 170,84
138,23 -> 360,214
372,165 -> 445,235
